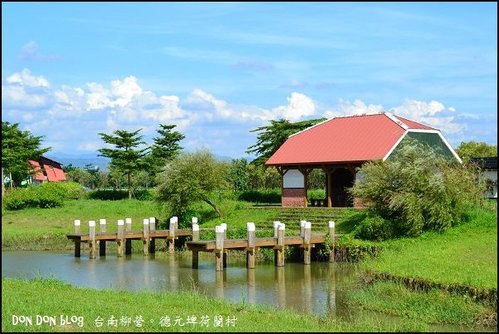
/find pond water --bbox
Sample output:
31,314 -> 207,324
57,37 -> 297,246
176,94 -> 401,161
2,251 -> 494,332
2,251 -> 352,316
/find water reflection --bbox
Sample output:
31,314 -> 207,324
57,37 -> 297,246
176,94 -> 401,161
275,267 -> 286,308
2,251 -> 494,332
247,269 -> 256,305
327,263 -> 337,316
302,265 -> 312,312
215,271 -> 224,299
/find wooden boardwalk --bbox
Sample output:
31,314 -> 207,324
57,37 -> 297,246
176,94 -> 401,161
66,217 -> 192,258
66,217 -> 338,271
187,221 -> 337,271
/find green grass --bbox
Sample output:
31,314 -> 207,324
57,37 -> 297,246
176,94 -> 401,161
2,199 -> 497,331
361,206 -> 497,289
345,281 -> 496,327
2,199 -> 160,236
1,277 -> 432,332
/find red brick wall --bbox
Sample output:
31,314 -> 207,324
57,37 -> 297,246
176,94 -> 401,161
282,188 -> 306,208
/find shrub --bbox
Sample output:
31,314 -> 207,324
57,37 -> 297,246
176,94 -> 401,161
38,181 -> 85,200
350,140 -> 485,237
237,189 -> 281,203
4,186 -> 64,210
353,215 -> 399,241
85,189 -> 153,200
308,188 -> 326,201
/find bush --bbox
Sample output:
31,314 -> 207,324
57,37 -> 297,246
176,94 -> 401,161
86,189 -> 153,200
308,188 -> 325,201
38,181 -> 85,200
350,140 -> 485,237
353,215 -> 399,241
238,189 -> 281,203
4,186 -> 64,210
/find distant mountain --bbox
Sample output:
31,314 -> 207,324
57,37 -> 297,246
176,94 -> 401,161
46,153 -> 110,171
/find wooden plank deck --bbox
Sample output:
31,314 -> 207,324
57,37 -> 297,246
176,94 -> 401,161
186,234 -> 326,251
66,229 -> 192,242
65,219 -> 337,271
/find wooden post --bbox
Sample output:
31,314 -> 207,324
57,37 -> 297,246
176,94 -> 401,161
192,217 -> 199,241
215,225 -> 224,271
273,221 -> 280,264
303,221 -> 312,265
329,221 -> 335,263
89,220 -> 96,259
117,219 -> 124,257
191,223 -> 200,269
125,218 -> 132,255
172,216 -> 178,230
74,220 -> 81,257
275,223 -> 285,267
149,217 -> 156,254
246,222 -> 256,269
99,218 -> 106,257
300,220 -> 306,237
168,217 -> 176,253
326,169 -> 332,208
273,221 -> 281,238
221,223 -> 227,268
143,218 -> 150,256
74,219 -> 81,234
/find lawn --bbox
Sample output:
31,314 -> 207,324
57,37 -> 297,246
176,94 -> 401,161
361,205 -> 497,289
2,277 -> 433,333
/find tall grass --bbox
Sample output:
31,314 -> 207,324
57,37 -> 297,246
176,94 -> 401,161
345,281 -> 495,326
361,205 -> 497,289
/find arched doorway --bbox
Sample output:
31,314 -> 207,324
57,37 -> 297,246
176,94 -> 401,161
331,168 -> 354,207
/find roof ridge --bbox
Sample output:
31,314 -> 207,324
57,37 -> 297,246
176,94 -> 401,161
384,112 -> 409,130
288,117 -> 335,138
289,112 -> 398,139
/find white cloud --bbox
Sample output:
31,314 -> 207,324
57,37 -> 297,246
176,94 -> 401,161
110,76 -> 143,107
1,68 -> 471,157
6,68 -> 50,87
321,98 -> 465,136
323,99 -> 383,118
390,99 -> 464,134
18,41 -> 60,61
271,92 -> 316,122
391,99 -> 445,118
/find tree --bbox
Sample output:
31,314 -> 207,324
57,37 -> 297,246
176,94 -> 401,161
2,122 -> 51,188
246,118 -> 326,165
455,141 -> 497,163
350,140 -> 485,237
98,129 -> 148,199
151,124 -> 185,163
227,158 -> 249,192
65,167 -> 93,188
143,124 -> 186,185
155,150 -> 229,222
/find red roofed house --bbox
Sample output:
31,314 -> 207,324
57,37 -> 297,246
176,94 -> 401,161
266,112 -> 461,208
28,156 -> 67,185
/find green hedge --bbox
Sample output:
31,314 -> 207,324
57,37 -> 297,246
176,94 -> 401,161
85,189 -> 154,200
354,215 -> 400,241
3,182 -> 84,210
237,189 -> 281,203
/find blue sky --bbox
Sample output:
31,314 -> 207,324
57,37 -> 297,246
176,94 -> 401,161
2,2 -> 497,160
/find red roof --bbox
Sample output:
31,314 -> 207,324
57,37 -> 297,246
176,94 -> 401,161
28,157 -> 67,182
28,160 -> 46,181
266,113 -> 436,166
